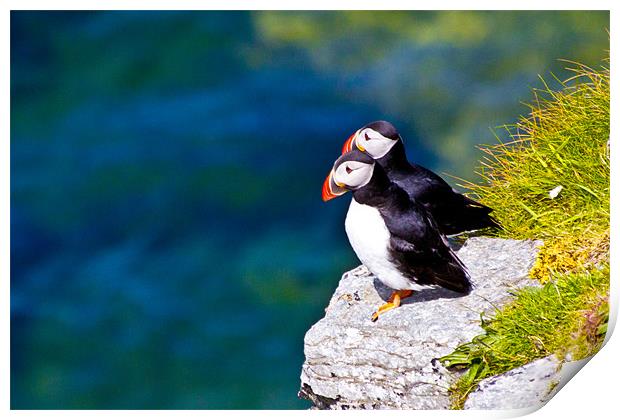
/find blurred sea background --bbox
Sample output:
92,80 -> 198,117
10,11 -> 609,409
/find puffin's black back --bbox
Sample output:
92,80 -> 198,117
369,123 -> 499,235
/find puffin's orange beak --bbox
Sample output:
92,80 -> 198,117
321,170 -> 346,202
322,171 -> 337,202
341,131 -> 357,154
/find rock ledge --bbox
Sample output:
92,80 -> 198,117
299,237 -> 544,409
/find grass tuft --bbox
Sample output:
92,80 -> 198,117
441,57 -> 610,409
440,266 -> 610,409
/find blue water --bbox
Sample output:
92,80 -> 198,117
10,10 -> 609,408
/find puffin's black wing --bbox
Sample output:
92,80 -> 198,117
396,164 -> 500,235
383,203 -> 471,294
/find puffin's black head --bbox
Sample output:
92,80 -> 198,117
341,120 -> 401,159
322,149 -> 375,202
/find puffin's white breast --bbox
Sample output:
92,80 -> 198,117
345,198 -> 427,291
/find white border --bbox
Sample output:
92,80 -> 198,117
3,2 -> 616,419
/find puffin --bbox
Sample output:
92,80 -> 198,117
341,120 -> 499,235
322,149 -> 471,321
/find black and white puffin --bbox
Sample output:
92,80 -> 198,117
341,120 -> 499,235
322,149 -> 471,321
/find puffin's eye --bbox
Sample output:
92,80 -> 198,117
364,132 -> 370,141
345,166 -> 353,174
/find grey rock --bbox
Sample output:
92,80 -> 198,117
299,237 -> 542,409
464,355 -> 590,410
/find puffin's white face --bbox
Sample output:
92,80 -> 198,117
355,128 -> 399,159
322,150 -> 376,202
332,159 -> 375,190
342,128 -> 399,159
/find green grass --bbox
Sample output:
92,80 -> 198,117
441,58 -> 610,409
460,59 -> 609,281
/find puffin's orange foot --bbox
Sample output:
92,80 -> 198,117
371,290 -> 414,322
